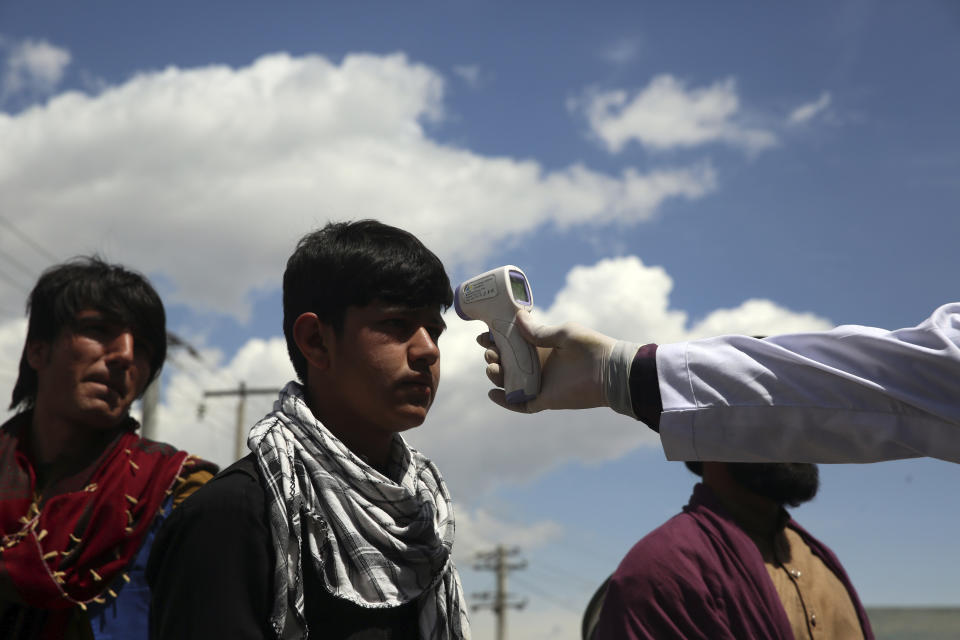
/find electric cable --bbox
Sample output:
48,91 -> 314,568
525,559 -> 605,591
159,383 -> 235,437
0,246 -> 38,281
0,215 -> 59,263
0,267 -> 29,295
509,573 -> 579,610
169,347 -> 240,389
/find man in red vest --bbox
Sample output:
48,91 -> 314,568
0,256 -> 216,639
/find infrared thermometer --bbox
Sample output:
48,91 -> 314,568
455,265 -> 541,403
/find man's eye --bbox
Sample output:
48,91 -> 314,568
382,318 -> 410,332
135,339 -> 154,360
77,322 -> 109,337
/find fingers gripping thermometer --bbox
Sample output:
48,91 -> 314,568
455,266 -> 541,403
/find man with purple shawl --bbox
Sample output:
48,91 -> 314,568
592,461 -> 874,640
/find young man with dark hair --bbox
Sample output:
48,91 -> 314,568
0,257 -> 216,639
148,220 -> 470,639
588,460 -> 874,639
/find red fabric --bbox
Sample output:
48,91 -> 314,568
0,414 -> 208,612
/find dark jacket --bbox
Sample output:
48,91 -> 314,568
146,455 -> 418,640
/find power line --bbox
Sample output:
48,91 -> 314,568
161,384 -> 235,437
0,215 -> 59,263
166,353 -> 220,388
165,348 -> 243,400
0,246 -> 38,281
525,559 -> 603,592
168,345 -> 239,389
548,534 -> 626,568
160,355 -> 241,437
203,382 -> 282,461
143,332 -> 210,436
142,333 -> 241,440
0,267 -> 29,295
509,573 -> 579,611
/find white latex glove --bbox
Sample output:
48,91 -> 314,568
477,311 -> 640,416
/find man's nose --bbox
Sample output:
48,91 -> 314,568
409,327 -> 440,364
106,331 -> 136,366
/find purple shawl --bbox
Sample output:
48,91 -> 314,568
595,483 -> 874,639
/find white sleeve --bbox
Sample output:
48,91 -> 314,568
656,303 -> 960,464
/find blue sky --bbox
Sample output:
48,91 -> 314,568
1,1 -> 958,636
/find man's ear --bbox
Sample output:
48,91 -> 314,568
292,313 -> 335,372
25,340 -> 49,371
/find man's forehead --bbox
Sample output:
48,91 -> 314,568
367,302 -> 446,322
71,308 -> 125,326
74,309 -> 110,320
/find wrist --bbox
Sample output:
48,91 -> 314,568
605,340 -> 642,416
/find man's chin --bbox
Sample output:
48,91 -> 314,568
77,401 -> 133,429
728,462 -> 820,507
393,406 -> 430,431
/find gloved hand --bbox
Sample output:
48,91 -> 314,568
478,311 -> 640,416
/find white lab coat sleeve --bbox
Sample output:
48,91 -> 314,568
656,303 -> 960,463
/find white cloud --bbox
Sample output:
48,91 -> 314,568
2,38 -> 71,99
788,91 -> 832,125
576,74 -> 777,154
453,508 -> 562,563
0,52 -> 715,321
539,257 -> 689,342
687,298 -> 833,338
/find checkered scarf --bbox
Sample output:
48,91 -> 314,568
248,382 -> 470,640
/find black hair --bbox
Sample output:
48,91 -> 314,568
684,460 -> 820,507
282,220 -> 453,382
685,461 -> 704,476
10,256 -> 167,411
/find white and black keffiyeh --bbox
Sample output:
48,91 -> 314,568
248,382 -> 470,640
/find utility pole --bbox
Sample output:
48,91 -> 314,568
472,545 -> 527,640
140,377 -> 160,439
141,331 -> 202,440
202,382 -> 280,460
